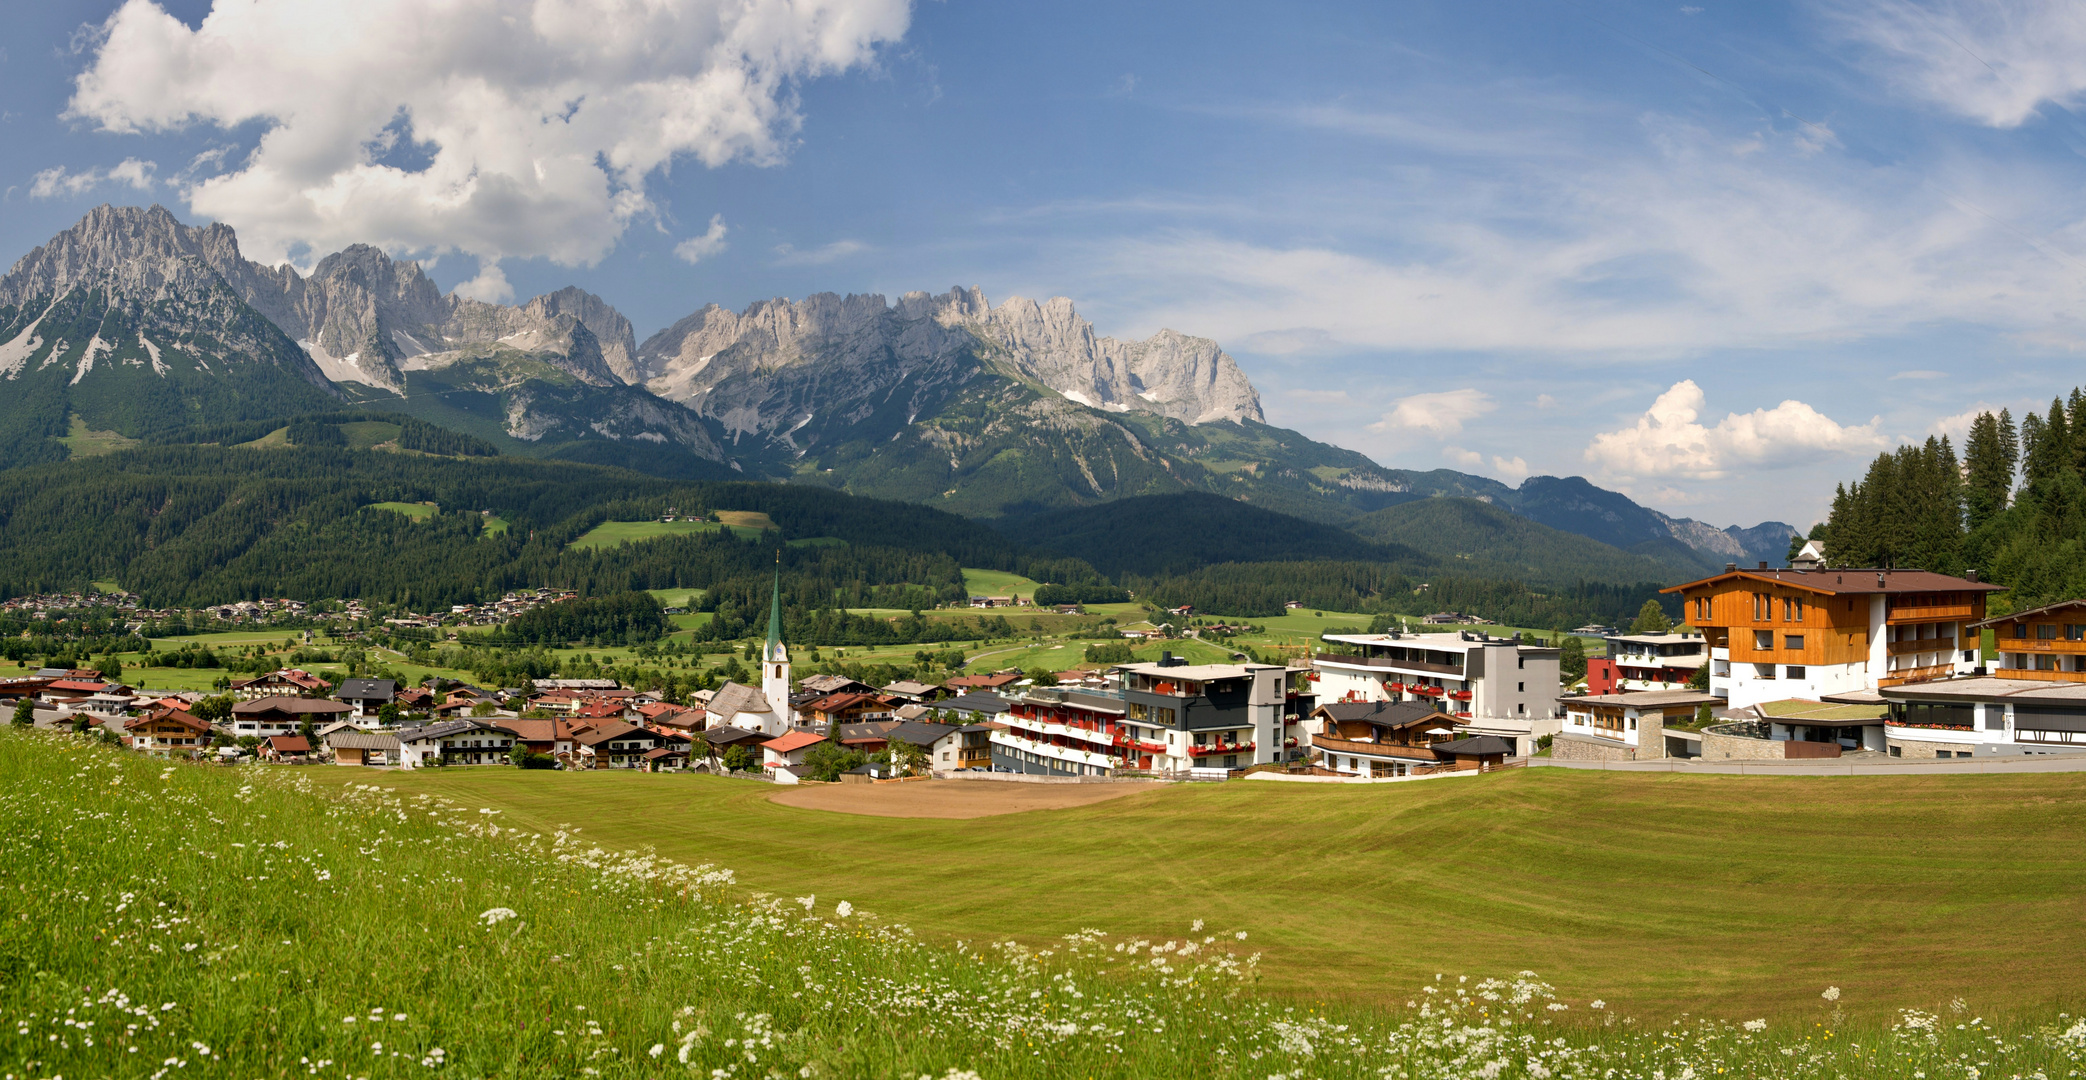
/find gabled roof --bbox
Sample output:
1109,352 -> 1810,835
642,746 -> 685,759
762,730 -> 826,753
1311,700 -> 1452,728
267,735 -> 312,753
326,730 -> 401,750
46,680 -> 111,693
884,721 -> 960,747
395,719 -> 517,742
706,682 -> 773,718
575,721 -> 651,747
1432,735 -> 1517,757
234,696 -> 353,716
803,691 -> 885,714
882,680 -> 943,696
1968,598 -> 2086,630
800,674 -> 875,695
125,707 -> 208,734
945,672 -> 1021,690
1662,566 -> 2001,597
703,725 -> 772,746
337,678 -> 398,699
942,691 -> 1010,716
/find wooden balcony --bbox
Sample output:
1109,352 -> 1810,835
1989,667 -> 2086,683
1886,637 -> 1955,656
1995,639 -> 2086,654
1885,604 -> 1977,624
1310,734 -> 1443,761
1877,662 -> 1956,688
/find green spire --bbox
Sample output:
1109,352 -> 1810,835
764,552 -> 784,663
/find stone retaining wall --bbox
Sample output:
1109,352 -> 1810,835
1549,733 -> 1636,763
1888,739 -> 1979,759
1699,727 -> 1787,761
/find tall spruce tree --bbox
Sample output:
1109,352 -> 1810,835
1964,409 -> 2017,530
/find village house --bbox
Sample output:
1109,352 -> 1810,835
798,691 -> 893,727
944,671 -> 1021,693
881,680 -> 949,702
231,697 -> 355,739
760,729 -> 826,779
1971,599 -> 2086,681
1312,630 -> 1562,755
1586,632 -> 1707,694
229,668 -> 329,700
1552,690 -> 1723,761
994,658 -> 1300,777
326,729 -> 400,767
336,678 -> 399,717
123,706 -> 212,757
260,735 -> 312,763
393,720 -> 519,769
706,682 -> 784,735
799,674 -> 878,697
572,721 -> 662,769
503,717 -> 584,762
1306,700 -> 1462,778
701,726 -> 771,771
1664,564 -> 2000,708
881,719 -> 992,772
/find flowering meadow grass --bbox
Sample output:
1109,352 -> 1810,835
5,730 -> 2086,1080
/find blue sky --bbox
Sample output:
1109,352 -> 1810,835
7,0 -> 2086,530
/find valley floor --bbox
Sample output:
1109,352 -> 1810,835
308,764 -> 2086,1023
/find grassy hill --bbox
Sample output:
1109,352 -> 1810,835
1349,496 -> 1709,585
13,731 -> 2076,1078
353,763 -> 2086,1022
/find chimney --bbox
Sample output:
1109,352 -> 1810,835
1725,562 -> 1737,572
1967,570 -> 1979,583
1757,561 -> 1768,571
1877,574 -> 1886,588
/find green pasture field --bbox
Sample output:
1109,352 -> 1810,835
232,425 -> 292,449
339,420 -> 402,449
365,500 -> 439,521
568,519 -> 767,548
332,766 -> 2086,1022
480,515 -> 510,536
647,587 -> 708,609
59,415 -> 142,457
960,567 -> 1042,597
22,731 -> 2084,1078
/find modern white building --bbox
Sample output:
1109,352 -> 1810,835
1594,632 -> 1707,692
1879,677 -> 2086,759
991,658 -> 1303,776
1312,631 -> 1562,755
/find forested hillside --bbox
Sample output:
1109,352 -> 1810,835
1129,560 -> 1670,626
1012,491 -> 1418,576
1348,497 -> 1716,585
0,445 -> 1024,608
1819,388 -> 2086,609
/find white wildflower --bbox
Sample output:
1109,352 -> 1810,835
649,1043 -> 664,1058
1744,1019 -> 1767,1032
1191,919 -> 1204,932
1822,986 -> 1840,1002
795,895 -> 815,911
1235,930 -> 1247,940
1590,1000 -> 1604,1010
835,900 -> 853,918
478,907 -> 518,927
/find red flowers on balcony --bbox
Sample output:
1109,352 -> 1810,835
1188,742 -> 1254,757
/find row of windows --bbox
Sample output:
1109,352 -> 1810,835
2005,623 -> 2086,640
1751,632 -> 1806,651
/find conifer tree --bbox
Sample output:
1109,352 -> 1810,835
1964,410 -> 2017,530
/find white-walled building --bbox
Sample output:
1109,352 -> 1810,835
393,720 -> 518,769
1312,631 -> 1562,755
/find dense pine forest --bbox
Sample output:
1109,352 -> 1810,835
1820,386 -> 2086,609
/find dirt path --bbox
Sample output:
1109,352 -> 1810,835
768,778 -> 1162,819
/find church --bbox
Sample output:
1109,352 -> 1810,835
704,569 -> 797,736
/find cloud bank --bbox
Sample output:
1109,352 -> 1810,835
1827,0 -> 2086,127
67,0 -> 910,270
1584,380 -> 1888,481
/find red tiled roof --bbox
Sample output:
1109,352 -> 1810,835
268,735 -> 312,753
762,730 -> 826,753
46,680 -> 110,692
1663,567 -> 2002,597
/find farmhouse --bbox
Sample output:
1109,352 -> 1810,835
1970,599 -> 2086,681
572,721 -> 660,769
335,678 -> 398,717
122,706 -> 211,757
760,729 -> 826,776
230,668 -> 329,700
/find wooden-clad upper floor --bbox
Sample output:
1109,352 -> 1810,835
1666,568 -> 1994,669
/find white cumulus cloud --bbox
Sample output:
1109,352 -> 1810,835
28,158 -> 156,198
673,214 -> 730,264
65,0 -> 909,272
1584,380 -> 1887,480
1371,388 -> 1494,436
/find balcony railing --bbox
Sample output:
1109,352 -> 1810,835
1313,653 -> 1462,676
1310,734 -> 1442,760
1886,637 -> 1954,656
1188,742 -> 1254,757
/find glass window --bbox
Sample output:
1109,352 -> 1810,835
1784,635 -> 1805,650
1754,630 -> 1773,650
1785,666 -> 1806,679
2037,654 -> 2058,671
2069,624 -> 2086,641
2010,622 -> 2028,638
2037,623 -> 2059,640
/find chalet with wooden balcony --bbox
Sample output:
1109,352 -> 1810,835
1311,631 -> 1562,756
1307,700 -> 1461,777
993,656 -> 1294,776
1968,600 -> 2086,682
1664,564 -> 1999,709
123,706 -> 212,757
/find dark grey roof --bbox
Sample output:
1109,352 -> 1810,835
326,730 -> 401,750
942,691 -> 1009,716
1314,700 -> 1450,726
1432,735 -> 1517,757
337,678 -> 398,700
703,725 -> 771,746
884,721 -> 960,747
395,719 -> 516,743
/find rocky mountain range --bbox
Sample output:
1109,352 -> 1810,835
0,204 -> 1794,572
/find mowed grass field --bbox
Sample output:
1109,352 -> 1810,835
315,766 -> 2086,1021
960,567 -> 1042,597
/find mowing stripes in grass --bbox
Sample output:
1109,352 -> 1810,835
5,731 -> 2085,1079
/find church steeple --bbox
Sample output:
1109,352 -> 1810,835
764,554 -> 786,664
761,551 -> 794,729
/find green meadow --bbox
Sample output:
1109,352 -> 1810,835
959,567 -> 1043,597
568,519 -> 769,548
9,728 -> 2086,1079
337,765 -> 2086,1023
